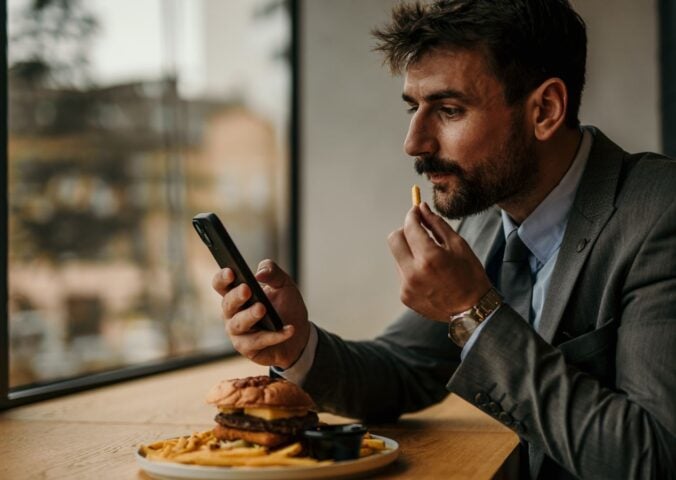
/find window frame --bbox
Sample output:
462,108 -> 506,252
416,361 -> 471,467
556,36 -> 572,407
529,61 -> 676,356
0,0 -> 300,410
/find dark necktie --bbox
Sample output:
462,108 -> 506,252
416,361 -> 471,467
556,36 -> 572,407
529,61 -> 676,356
500,229 -> 533,322
499,230 -> 541,477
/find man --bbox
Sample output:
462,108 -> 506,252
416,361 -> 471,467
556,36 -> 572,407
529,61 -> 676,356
213,0 -> 676,478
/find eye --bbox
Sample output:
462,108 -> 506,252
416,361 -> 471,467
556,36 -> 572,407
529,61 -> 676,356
406,105 -> 418,114
439,106 -> 463,118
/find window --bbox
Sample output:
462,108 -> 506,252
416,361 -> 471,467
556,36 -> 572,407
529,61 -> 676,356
1,0 -> 298,408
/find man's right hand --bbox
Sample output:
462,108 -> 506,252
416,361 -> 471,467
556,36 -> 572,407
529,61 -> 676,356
212,259 -> 311,369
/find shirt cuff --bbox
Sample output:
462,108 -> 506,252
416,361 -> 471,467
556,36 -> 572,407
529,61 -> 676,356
270,323 -> 318,386
460,306 -> 500,361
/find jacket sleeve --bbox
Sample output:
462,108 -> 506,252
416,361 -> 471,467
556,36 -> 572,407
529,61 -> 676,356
448,199 -> 676,479
301,308 -> 461,422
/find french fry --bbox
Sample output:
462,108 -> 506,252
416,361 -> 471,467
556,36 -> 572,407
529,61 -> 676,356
173,436 -> 188,454
362,438 -> 386,450
360,447 -> 374,458
213,446 -> 268,457
240,456 -> 329,467
412,184 -> 421,206
172,451 -> 248,466
270,442 -> 303,457
147,439 -> 168,449
172,451 -> 328,468
172,447 -> 267,464
159,442 -> 174,458
185,434 -> 199,452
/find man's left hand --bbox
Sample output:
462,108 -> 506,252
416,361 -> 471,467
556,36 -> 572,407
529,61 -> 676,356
387,202 -> 492,322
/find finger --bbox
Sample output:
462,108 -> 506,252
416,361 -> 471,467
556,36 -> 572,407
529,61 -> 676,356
212,268 -> 235,296
387,227 -> 414,270
221,283 -> 252,319
420,201 -> 456,245
403,206 -> 438,256
226,301 -> 267,335
234,325 -> 295,357
255,259 -> 291,289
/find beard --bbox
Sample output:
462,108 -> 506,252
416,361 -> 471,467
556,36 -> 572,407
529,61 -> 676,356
414,112 -> 538,220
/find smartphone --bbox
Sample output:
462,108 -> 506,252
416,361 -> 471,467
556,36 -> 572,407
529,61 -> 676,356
192,212 -> 283,331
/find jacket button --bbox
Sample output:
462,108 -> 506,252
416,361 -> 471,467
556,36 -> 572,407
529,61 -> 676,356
488,402 -> 501,414
474,392 -> 489,405
576,238 -> 589,252
497,411 -> 513,426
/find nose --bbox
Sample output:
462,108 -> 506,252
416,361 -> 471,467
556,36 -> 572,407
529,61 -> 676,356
404,111 -> 437,158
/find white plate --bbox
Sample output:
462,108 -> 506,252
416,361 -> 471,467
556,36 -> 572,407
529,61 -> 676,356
135,434 -> 400,480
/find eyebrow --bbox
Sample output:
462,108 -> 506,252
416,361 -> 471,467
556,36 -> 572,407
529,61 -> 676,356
401,89 -> 472,104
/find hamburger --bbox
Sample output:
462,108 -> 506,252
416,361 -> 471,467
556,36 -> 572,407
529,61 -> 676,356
206,376 -> 319,447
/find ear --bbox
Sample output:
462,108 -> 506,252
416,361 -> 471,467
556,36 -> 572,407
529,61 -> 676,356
528,78 -> 568,141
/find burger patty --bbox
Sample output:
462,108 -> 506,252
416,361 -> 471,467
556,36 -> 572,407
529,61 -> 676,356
215,411 -> 319,436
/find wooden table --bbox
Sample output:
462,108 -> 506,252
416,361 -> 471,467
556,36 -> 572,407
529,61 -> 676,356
0,357 -> 519,479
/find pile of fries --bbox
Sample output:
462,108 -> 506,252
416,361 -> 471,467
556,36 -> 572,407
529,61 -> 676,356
360,434 -> 388,457
139,430 -> 388,468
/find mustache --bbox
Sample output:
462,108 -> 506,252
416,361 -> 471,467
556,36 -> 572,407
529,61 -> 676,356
414,156 -> 465,176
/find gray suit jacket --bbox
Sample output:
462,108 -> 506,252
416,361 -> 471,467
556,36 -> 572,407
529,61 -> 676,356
301,129 -> 676,479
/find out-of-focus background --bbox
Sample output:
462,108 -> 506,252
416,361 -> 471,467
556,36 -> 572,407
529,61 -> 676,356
7,0 -> 293,387
6,0 -> 669,391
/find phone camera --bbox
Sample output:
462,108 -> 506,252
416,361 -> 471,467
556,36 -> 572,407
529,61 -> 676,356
193,222 -> 213,246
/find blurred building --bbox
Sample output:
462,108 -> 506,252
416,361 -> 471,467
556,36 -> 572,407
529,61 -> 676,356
8,75 -> 283,387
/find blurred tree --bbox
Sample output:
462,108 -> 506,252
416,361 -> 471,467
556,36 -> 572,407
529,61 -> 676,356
9,0 -> 99,87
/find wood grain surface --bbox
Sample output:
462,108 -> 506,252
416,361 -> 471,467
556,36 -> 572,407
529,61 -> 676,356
1,357 -> 519,479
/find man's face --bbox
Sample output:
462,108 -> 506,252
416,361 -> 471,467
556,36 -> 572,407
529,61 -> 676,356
402,47 -> 538,219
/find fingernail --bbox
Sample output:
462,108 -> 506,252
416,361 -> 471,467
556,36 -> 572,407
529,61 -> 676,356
283,325 -> 294,333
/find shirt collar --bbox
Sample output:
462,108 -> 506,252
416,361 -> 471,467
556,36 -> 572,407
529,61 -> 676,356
501,127 -> 593,265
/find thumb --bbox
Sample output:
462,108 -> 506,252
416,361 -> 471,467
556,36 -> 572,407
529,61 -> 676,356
420,201 -> 454,245
255,260 -> 290,288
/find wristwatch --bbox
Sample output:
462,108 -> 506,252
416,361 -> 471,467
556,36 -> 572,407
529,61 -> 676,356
448,288 -> 503,347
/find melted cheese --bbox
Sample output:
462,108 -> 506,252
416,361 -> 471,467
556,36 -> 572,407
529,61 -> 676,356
218,407 -> 243,414
244,407 -> 308,420
218,406 -> 308,420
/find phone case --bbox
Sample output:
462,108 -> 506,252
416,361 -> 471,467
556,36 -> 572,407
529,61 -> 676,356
192,212 -> 284,331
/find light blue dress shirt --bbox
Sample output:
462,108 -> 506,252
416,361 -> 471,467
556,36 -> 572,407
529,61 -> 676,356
460,128 -> 593,358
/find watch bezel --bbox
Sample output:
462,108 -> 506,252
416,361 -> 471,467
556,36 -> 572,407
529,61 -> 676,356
448,313 -> 479,346
447,288 -> 503,347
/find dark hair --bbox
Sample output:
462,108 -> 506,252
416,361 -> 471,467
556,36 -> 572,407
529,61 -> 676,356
372,0 -> 587,128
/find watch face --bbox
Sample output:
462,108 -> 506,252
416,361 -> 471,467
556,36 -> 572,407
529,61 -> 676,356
449,314 -> 479,346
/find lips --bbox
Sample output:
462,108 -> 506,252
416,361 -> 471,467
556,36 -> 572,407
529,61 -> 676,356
427,172 -> 454,184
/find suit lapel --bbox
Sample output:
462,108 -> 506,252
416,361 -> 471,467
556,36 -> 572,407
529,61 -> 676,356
538,128 -> 625,343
